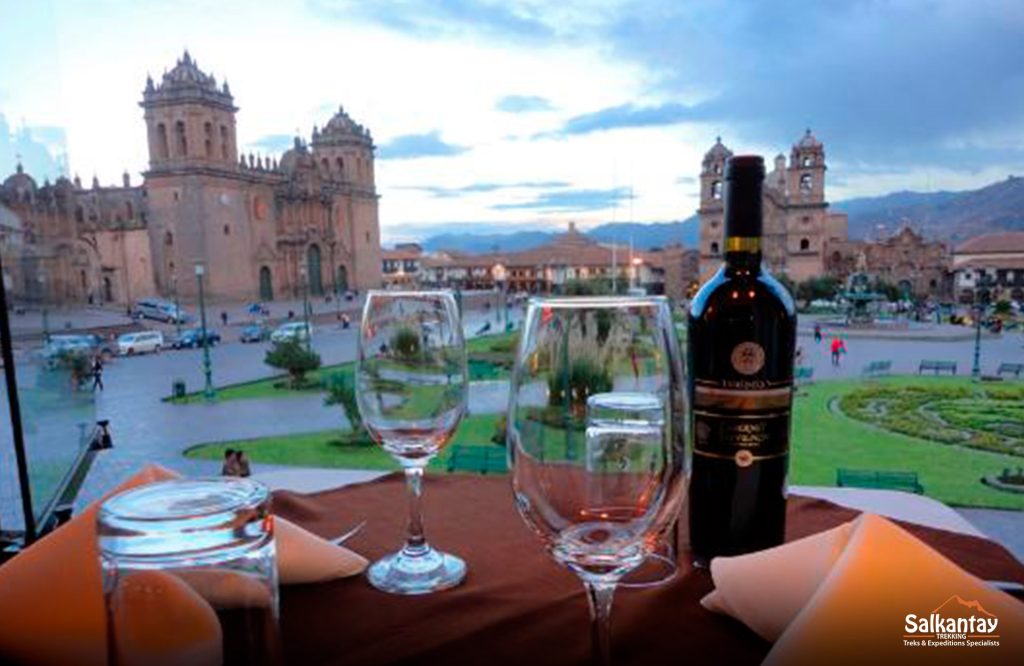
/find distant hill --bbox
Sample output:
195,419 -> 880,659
833,176 -> 1024,242
421,215 -> 699,253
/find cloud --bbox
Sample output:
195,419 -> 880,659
249,134 -> 295,152
495,94 -> 554,113
492,187 -> 631,212
544,102 -> 706,137
397,180 -> 571,198
377,130 -> 469,159
675,175 -> 697,185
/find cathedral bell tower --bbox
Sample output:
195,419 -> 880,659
140,50 -> 239,173
697,137 -> 733,273
787,129 -> 826,205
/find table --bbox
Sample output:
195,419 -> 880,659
273,473 -> 1024,665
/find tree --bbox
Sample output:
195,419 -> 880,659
265,339 -> 321,388
777,274 -> 797,299
324,370 -> 366,440
796,276 -> 841,304
391,326 -> 421,360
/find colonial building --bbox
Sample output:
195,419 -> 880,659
0,51 -> 382,305
417,223 -> 699,300
698,130 -> 848,282
381,243 -> 424,288
826,225 -> 953,299
952,232 -> 1024,303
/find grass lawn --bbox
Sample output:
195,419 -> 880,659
185,375 -> 1024,510
184,413 -> 503,472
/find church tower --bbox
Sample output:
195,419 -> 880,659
697,137 -> 733,278
787,129 -> 826,205
141,50 -> 238,172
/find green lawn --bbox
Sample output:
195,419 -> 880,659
184,413 -> 503,472
184,376 -> 1024,510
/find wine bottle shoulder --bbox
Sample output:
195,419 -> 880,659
689,264 -> 796,321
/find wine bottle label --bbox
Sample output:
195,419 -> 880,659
693,380 -> 792,465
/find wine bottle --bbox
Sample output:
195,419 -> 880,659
687,155 -> 797,563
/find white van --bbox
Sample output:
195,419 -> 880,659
270,322 -> 313,343
117,331 -> 165,355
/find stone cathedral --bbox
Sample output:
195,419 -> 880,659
697,130 -> 849,282
0,51 -> 382,305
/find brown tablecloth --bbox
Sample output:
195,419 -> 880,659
273,474 -> 1024,666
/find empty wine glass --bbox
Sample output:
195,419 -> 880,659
507,296 -> 688,665
357,290 -> 468,594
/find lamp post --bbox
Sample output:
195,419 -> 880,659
171,273 -> 182,337
195,263 -> 215,401
300,264 -> 312,351
971,273 -> 992,380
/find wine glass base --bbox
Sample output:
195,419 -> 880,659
367,546 -> 466,595
618,552 -> 678,588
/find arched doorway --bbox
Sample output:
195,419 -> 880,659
259,266 -> 274,301
898,279 -> 913,300
336,265 -> 348,293
103,277 -> 113,303
307,245 -> 323,296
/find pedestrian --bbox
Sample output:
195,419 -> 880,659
341,313 -> 351,329
813,323 -> 822,344
288,310 -> 295,321
830,336 -> 846,367
236,451 -> 252,477
221,449 -> 240,476
91,355 -> 104,392
794,345 -> 804,368
220,311 -> 228,326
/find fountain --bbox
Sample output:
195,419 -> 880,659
843,272 -> 884,326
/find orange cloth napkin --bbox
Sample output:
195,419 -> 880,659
0,465 -> 367,666
702,513 -> 1024,665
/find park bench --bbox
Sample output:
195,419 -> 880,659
795,366 -> 814,385
836,468 -> 925,494
997,363 -> 1024,379
862,360 -> 892,377
919,360 -> 956,375
446,444 -> 508,475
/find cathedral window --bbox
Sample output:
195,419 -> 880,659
165,231 -> 173,247
710,241 -> 720,255
223,224 -> 230,236
710,219 -> 719,229
800,174 -> 812,192
800,238 -> 810,251
321,158 -> 329,172
75,206 -> 84,223
802,216 -> 810,225
174,120 -> 188,157
157,123 -> 169,160
125,202 -> 133,220
220,125 -> 229,159
204,122 -> 213,157
336,157 -> 344,179
802,156 -> 812,167
711,180 -> 722,199
713,163 -> 722,175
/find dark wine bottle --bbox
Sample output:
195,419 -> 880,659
687,155 -> 797,563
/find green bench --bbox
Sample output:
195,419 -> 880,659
862,360 -> 892,377
919,360 -> 956,375
795,366 -> 814,385
836,468 -> 925,494
997,363 -> 1024,379
446,444 -> 508,474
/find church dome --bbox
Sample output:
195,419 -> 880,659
312,105 -> 373,148
279,137 -> 316,173
142,50 -> 236,111
2,163 -> 37,197
796,128 -> 822,150
703,136 -> 732,162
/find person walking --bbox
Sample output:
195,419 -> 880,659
813,322 -> 823,344
236,451 -> 252,477
830,336 -> 846,367
220,311 -> 228,326
91,355 -> 104,392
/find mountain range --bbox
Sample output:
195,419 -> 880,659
410,175 -> 1024,253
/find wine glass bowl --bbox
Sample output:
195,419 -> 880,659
507,296 -> 687,663
356,290 -> 468,595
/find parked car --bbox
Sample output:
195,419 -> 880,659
239,323 -> 271,343
169,327 -> 222,349
117,331 -> 164,355
134,298 -> 187,323
41,334 -> 116,366
270,321 -> 313,344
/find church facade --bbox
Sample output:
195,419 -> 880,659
697,130 -> 849,283
0,51 -> 382,305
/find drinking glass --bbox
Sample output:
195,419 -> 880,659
98,478 -> 281,666
356,290 -> 468,594
507,296 -> 688,665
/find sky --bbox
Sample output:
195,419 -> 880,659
1,0 -> 1022,244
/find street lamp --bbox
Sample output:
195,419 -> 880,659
299,264 -> 312,351
171,273 -> 182,337
971,273 -> 993,380
195,262 -> 215,401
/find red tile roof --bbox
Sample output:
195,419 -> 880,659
955,232 -> 1024,255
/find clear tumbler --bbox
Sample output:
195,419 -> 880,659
98,478 -> 281,666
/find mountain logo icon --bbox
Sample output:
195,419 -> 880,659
931,595 -> 996,618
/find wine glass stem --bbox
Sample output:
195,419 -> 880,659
585,581 -> 616,666
403,466 -> 428,554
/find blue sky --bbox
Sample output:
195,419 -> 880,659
1,0 -> 1022,243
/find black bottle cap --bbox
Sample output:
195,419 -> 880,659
724,155 -> 764,242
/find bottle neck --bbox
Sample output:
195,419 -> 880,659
723,164 -> 764,274
724,238 -> 762,272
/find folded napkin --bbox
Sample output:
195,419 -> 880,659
702,513 -> 1024,665
0,465 -> 367,666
